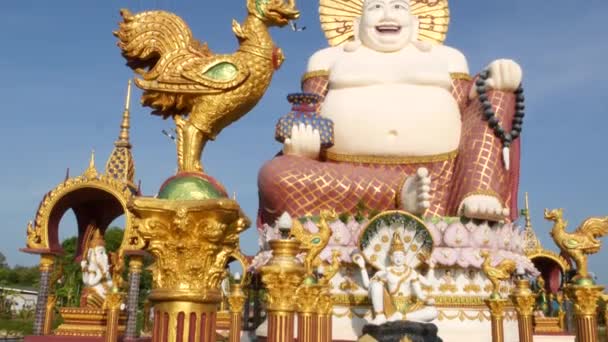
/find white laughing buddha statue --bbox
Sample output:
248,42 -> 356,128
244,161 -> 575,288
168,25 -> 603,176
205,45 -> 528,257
258,0 -> 524,226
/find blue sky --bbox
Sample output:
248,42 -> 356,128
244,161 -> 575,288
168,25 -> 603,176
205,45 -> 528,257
1,1 -> 607,281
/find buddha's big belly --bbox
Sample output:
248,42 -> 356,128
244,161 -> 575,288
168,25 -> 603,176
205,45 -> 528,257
322,84 -> 461,157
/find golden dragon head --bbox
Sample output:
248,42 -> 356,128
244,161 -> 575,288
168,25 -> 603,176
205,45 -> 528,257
247,0 -> 300,27
544,208 -> 564,222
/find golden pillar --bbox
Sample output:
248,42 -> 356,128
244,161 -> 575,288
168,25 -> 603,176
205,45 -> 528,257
34,254 -> 55,335
510,278 -> 535,342
129,197 -> 250,342
485,298 -> 508,342
295,285 -> 322,342
105,292 -> 124,342
261,240 -> 305,342
43,294 -> 57,335
564,284 -> 603,342
228,283 -> 247,342
314,289 -> 333,342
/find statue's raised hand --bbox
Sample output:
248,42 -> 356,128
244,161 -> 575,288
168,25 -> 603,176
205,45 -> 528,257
352,253 -> 366,269
484,59 -> 522,92
283,123 -> 321,159
458,194 -> 509,222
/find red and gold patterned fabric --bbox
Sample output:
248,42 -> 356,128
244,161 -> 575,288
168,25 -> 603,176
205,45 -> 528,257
257,73 -> 520,226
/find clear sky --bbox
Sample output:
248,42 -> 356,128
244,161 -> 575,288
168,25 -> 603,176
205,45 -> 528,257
1,1 -> 607,281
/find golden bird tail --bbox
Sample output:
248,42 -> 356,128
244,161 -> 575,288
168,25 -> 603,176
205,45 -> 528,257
114,9 -> 206,79
576,216 -> 608,238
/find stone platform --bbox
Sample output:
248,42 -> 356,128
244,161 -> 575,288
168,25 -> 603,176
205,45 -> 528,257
361,321 -> 442,342
24,337 -> 151,342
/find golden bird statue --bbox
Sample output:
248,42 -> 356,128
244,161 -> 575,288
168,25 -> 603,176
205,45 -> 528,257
545,208 -> 608,283
480,250 -> 516,298
290,209 -> 338,277
114,0 -> 299,172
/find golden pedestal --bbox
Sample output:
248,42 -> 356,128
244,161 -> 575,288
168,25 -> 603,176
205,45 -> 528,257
510,279 -> 535,342
485,298 -> 508,342
564,284 -> 604,342
261,240 -> 305,342
129,196 -> 249,342
54,307 -> 126,337
228,284 -> 247,342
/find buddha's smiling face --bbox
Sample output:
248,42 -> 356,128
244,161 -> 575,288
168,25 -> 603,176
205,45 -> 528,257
359,0 -> 415,52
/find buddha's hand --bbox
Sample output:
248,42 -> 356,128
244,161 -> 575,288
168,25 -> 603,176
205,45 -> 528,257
283,123 -> 321,159
484,59 -> 522,92
399,167 -> 431,215
458,194 -> 509,222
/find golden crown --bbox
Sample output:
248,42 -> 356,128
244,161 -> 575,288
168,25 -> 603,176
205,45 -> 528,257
390,232 -> 405,253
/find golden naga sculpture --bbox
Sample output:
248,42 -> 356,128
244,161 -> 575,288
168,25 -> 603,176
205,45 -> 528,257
290,209 -> 338,277
114,0 -> 300,172
480,250 -> 516,299
545,208 -> 608,282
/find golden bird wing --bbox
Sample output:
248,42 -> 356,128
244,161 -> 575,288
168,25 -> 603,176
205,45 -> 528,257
291,219 -> 314,250
576,217 -> 608,239
135,53 -> 250,94
563,237 -> 582,250
494,259 -> 516,280
319,0 -> 450,46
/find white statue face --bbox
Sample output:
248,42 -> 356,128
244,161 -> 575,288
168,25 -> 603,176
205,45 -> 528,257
88,246 -> 109,271
390,251 -> 406,266
358,0 -> 415,52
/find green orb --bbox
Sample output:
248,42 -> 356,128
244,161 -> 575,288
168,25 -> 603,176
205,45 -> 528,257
302,276 -> 317,286
158,176 -> 224,200
574,277 -> 595,286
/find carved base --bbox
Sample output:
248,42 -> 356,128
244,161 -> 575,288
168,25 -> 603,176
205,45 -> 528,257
54,307 -> 126,337
361,321 -> 442,342
151,299 -> 218,342
534,317 -> 564,333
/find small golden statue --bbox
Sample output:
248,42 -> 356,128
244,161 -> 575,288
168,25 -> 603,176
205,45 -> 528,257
290,209 -> 338,278
480,251 -> 516,299
544,208 -> 608,283
115,0 -> 300,172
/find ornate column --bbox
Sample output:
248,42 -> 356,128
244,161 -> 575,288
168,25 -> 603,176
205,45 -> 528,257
228,283 -> 246,342
314,288 -> 333,342
33,254 -> 54,335
295,285 -> 321,342
125,253 -> 145,340
510,278 -> 535,342
129,197 -> 249,342
105,292 -> 124,342
261,240 -> 305,342
564,284 -> 603,342
485,298 -> 508,342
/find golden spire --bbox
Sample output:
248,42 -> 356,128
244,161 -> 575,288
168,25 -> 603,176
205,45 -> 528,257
83,150 -> 98,179
104,80 -> 136,187
116,79 -> 132,148
522,192 -> 542,254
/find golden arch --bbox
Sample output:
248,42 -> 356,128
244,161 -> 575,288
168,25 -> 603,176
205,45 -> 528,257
527,249 -> 570,273
25,172 -> 143,255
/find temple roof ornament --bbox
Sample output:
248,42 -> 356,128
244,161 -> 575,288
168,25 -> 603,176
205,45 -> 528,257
521,192 -> 570,272
104,79 -> 136,189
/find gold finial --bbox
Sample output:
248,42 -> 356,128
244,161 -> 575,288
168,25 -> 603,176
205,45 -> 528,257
522,192 -> 542,254
116,79 -> 132,148
524,192 -> 532,229
390,232 -> 406,254
83,150 -> 98,179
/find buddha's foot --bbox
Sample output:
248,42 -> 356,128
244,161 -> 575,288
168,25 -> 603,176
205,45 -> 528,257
370,313 -> 388,325
399,167 -> 431,215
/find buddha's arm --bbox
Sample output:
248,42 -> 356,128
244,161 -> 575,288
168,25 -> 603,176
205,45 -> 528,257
301,71 -> 329,111
450,88 -> 520,221
450,74 -> 474,112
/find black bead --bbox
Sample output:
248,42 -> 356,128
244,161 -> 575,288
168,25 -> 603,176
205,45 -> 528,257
503,133 -> 512,142
503,141 -> 511,148
516,103 -> 525,111
488,117 -> 499,127
515,87 -> 524,94
512,123 -> 522,131
480,70 -> 490,79
484,109 -> 494,119
515,110 -> 525,118
494,125 -> 504,133
513,117 -> 523,124
479,94 -> 488,102
482,100 -> 492,109
476,78 -> 485,86
516,94 -> 525,102
477,85 -> 487,94
511,130 -> 520,139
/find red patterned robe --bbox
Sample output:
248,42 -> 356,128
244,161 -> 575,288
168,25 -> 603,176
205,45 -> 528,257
258,71 -> 520,227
